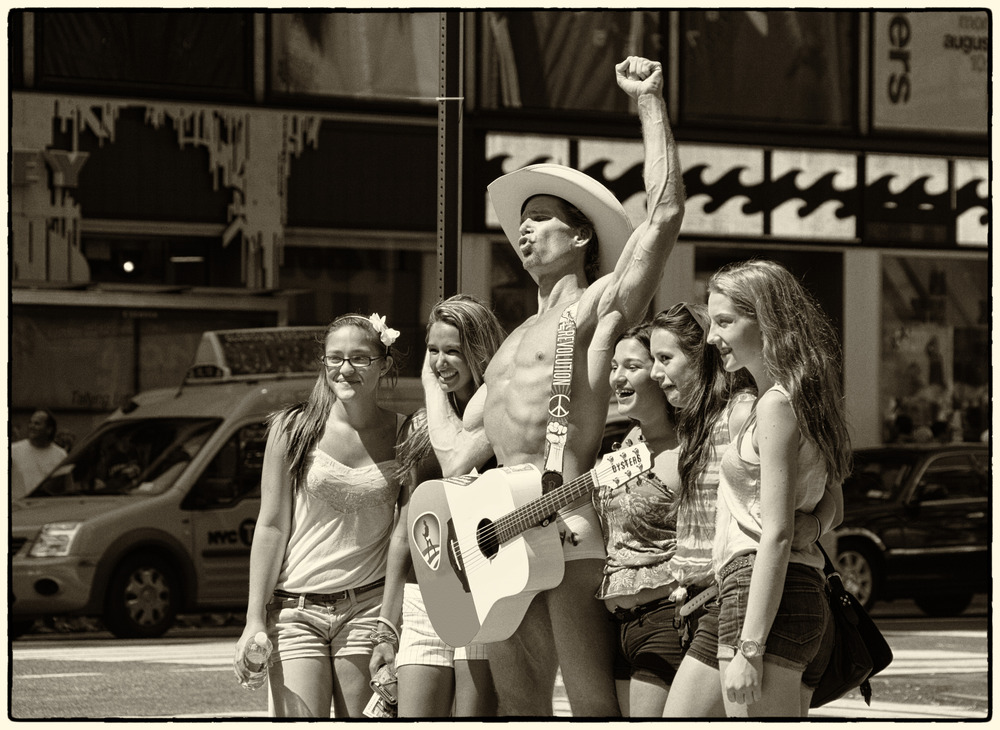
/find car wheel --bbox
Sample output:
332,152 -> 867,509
104,553 -> 179,639
10,619 -> 35,640
914,593 -> 973,618
836,540 -> 879,610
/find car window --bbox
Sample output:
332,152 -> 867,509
915,453 -> 988,502
29,418 -> 219,497
843,452 -> 913,501
182,422 -> 268,510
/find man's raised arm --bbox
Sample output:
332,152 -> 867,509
591,56 -> 685,328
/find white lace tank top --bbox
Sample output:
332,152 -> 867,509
277,447 -> 402,594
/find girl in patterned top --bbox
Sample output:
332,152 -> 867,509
593,322 -> 683,716
235,313 -> 407,717
650,301 -> 840,718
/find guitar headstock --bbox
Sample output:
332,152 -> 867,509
594,442 -> 653,489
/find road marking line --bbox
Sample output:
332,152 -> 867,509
18,673 -> 102,679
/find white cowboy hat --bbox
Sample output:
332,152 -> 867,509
488,163 -> 634,278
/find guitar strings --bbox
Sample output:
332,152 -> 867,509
446,458 -> 640,575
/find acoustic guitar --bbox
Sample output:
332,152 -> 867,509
407,443 -> 652,646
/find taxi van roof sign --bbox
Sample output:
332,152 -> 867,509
184,327 -> 326,383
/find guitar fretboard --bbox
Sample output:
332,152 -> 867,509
492,471 -> 597,544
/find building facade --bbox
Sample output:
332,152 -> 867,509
9,10 -> 990,446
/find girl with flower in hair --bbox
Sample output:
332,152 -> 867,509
235,313 -> 407,717
706,260 -> 850,717
375,294 -> 506,717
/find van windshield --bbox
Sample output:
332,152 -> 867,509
29,418 -> 221,498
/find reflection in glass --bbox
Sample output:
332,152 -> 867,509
681,10 -> 853,127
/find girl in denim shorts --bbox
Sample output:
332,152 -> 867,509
234,313 -> 408,717
707,261 -> 851,717
648,303 -> 839,718
594,323 -> 684,717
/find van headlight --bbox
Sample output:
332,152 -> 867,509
29,522 -> 83,557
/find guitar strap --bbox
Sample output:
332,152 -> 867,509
541,301 -> 579,496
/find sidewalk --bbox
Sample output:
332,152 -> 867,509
810,698 -> 987,720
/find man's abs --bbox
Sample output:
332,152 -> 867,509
483,312 -> 609,479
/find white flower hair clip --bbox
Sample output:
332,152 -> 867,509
369,313 -> 401,348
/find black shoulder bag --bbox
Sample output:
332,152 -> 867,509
810,543 -> 894,708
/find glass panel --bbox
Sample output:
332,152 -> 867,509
871,11 -> 988,136
917,455 -> 987,501
680,10 -> 853,128
37,11 -> 251,97
881,256 -> 989,443
844,451 -> 915,501
30,418 -> 220,497
81,234 -> 242,287
184,422 -> 268,509
270,12 -> 439,104
478,10 -> 663,113
279,244 -> 428,377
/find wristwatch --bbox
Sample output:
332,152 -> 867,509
738,639 -> 766,659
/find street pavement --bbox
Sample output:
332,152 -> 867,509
12,617 -> 989,720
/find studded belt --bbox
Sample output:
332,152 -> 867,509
718,553 -> 756,582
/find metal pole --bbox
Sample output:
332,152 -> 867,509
436,11 -> 463,301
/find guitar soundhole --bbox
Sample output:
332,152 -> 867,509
476,519 -> 500,559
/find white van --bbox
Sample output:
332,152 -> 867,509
10,327 -> 422,639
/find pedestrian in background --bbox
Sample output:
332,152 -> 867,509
235,313 -> 407,717
707,260 -> 850,717
377,294 -> 505,717
11,409 -> 67,502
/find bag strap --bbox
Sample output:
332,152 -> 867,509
541,302 -> 579,495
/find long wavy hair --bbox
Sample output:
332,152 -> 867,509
611,322 -> 677,493
708,260 -> 852,486
650,303 -> 753,535
270,313 -> 402,493
394,295 -> 506,481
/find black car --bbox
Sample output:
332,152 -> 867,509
835,443 -> 990,617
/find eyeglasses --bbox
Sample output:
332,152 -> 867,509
321,355 -> 385,369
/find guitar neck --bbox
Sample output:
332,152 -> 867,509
493,471 -> 596,545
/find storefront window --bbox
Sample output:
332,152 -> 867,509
680,10 -> 854,128
36,11 -> 251,99
279,242 -> 428,377
81,234 -> 242,287
269,12 -> 440,105
881,256 -> 989,443
478,10 -> 663,113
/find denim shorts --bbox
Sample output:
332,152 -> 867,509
612,599 -> 684,688
683,597 -> 720,671
266,587 -> 382,662
717,562 -> 832,687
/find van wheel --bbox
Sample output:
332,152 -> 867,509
104,554 -> 179,639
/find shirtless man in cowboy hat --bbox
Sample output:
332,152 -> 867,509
422,56 -> 684,716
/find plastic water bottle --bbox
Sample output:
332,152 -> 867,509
240,631 -> 272,691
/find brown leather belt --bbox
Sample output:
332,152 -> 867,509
273,577 -> 385,604
718,553 -> 756,582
